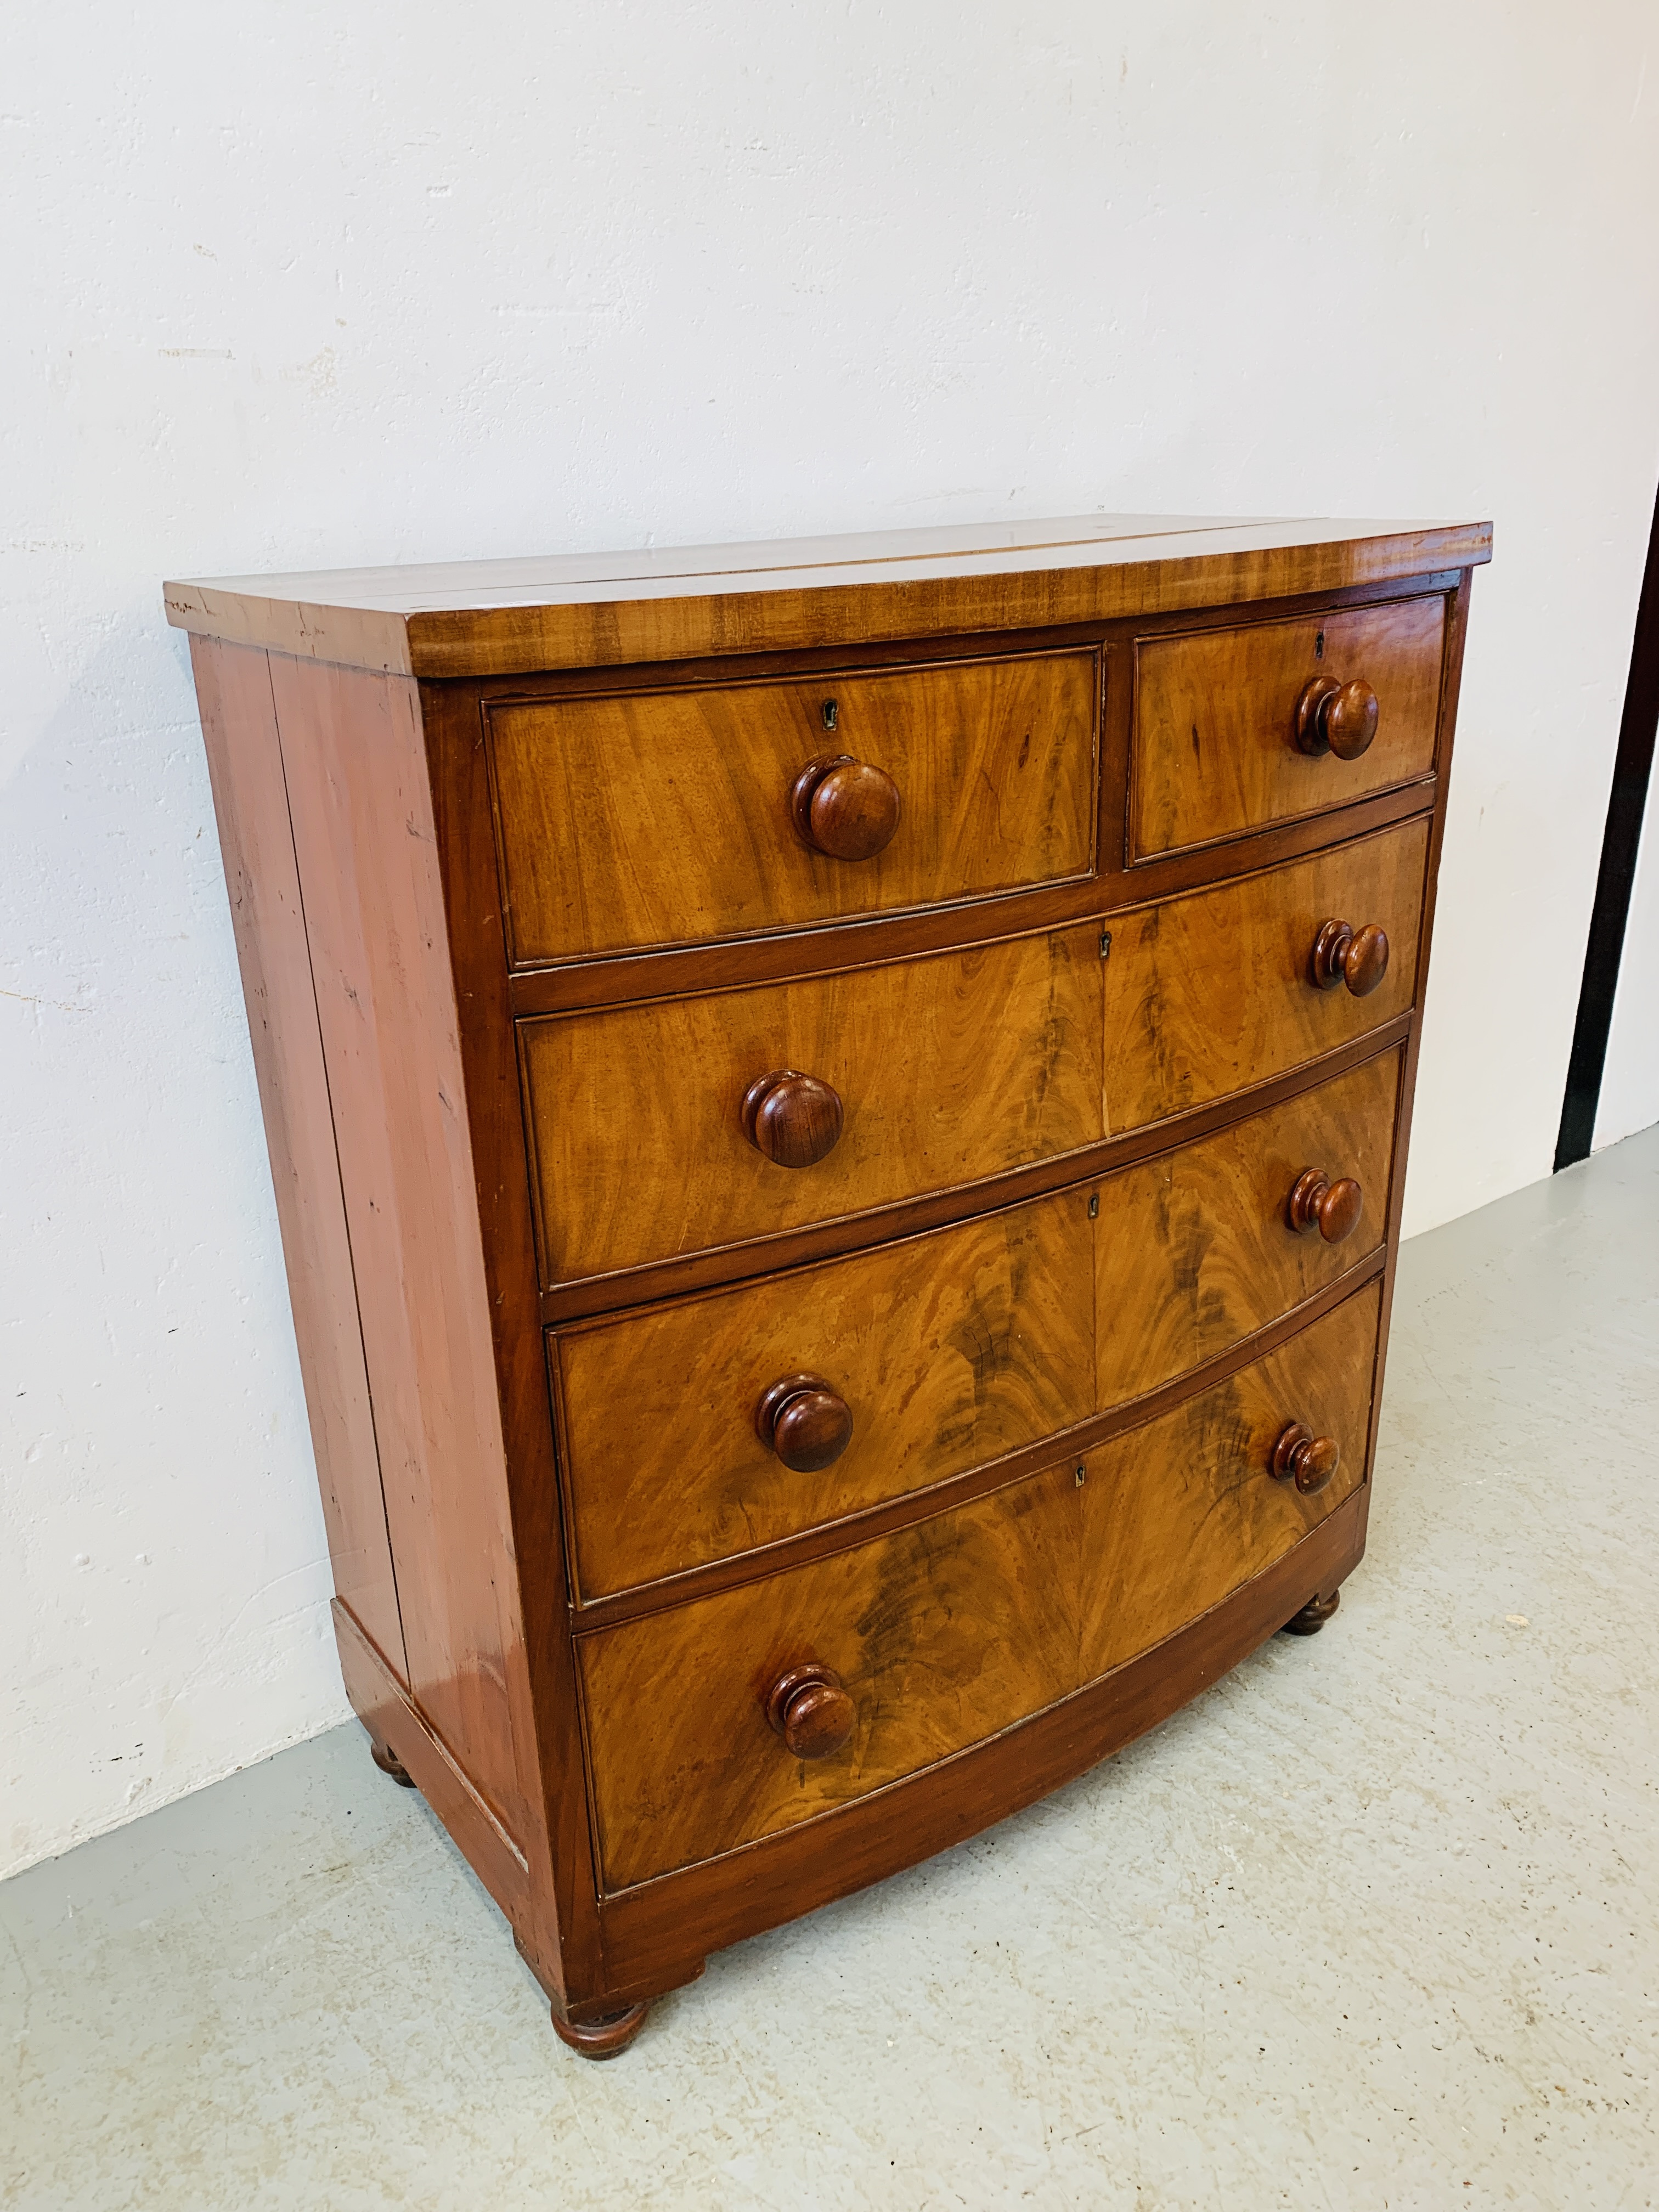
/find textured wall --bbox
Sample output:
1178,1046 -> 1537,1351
5,2 -> 1658,1877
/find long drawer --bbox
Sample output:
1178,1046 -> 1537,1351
576,1280 -> 1381,1891
521,818 -> 1425,1288
553,1049 -> 1400,1598
488,648 -> 1099,964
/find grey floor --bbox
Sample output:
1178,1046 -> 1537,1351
5,1129 -> 1658,2210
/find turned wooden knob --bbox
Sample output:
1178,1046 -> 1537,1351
1295,675 -> 1379,760
1286,1168 -> 1364,1244
766,1664 -> 855,1759
790,754 -> 901,861
1310,918 -> 1390,996
741,1069 -> 844,1167
1270,1421 -> 1341,1496
755,1373 -> 854,1471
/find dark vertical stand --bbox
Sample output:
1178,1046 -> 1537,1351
1556,477 -> 1659,1169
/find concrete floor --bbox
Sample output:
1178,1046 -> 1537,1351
4,1128 -> 1658,2210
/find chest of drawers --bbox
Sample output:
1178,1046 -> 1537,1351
170,512 -> 1489,2057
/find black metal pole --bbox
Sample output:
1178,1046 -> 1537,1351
1555,472 -> 1659,1170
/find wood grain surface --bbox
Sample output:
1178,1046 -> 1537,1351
267,652 -> 538,1855
1131,594 -> 1446,857
595,1485 -> 1367,1994
578,1461 -> 1082,1891
524,822 -> 1421,1294
417,679 -> 604,2006
555,1050 -> 1397,1598
164,515 -> 1492,680
488,650 -> 1097,963
503,786 -> 1438,1026
1093,1047 -> 1401,1403
1079,1280 -> 1380,1678
567,1257 -> 1386,1638
189,638 -> 407,1679
521,927 -> 1105,1284
554,1186 -> 1094,1598
578,1285 -> 1378,1892
1104,818 -> 1427,1131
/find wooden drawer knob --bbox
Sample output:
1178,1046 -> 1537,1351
790,754 -> 901,861
1295,675 -> 1379,760
741,1069 -> 844,1167
1286,1168 -> 1364,1244
1271,1421 -> 1341,1496
755,1373 -> 854,1471
766,1664 -> 855,1759
1310,918 -> 1390,996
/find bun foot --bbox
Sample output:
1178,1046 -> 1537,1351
1280,1590 -> 1341,1637
369,1737 -> 417,1787
551,2002 -> 651,2061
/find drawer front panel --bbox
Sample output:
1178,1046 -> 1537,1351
555,1052 -> 1397,1600
1094,1047 -> 1400,1406
522,927 -> 1105,1286
1131,595 -> 1445,858
577,1285 -> 1378,1890
1079,1278 -> 1380,1680
579,1462 -> 1081,1892
525,823 -> 1417,1289
1105,817 -> 1426,1131
555,1187 -> 1095,1600
489,650 -> 1098,965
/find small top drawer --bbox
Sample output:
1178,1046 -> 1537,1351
1131,594 -> 1446,859
487,649 -> 1099,964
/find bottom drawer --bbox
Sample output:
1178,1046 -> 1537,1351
578,1279 -> 1380,1892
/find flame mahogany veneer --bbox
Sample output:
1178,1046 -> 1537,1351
170,512 -> 1487,2057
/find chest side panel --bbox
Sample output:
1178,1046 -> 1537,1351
265,654 -> 540,1864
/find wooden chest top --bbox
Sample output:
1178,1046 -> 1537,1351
165,512 -> 1491,677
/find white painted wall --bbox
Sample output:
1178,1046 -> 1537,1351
6,2 -> 1659,1880
1596,775 -> 1659,1151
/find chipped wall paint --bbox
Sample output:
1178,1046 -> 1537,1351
4,2 -> 1658,1878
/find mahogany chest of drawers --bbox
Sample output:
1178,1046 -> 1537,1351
170,513 -> 1489,2057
